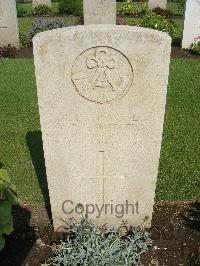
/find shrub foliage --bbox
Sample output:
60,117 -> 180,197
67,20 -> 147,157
59,0 -> 83,16
119,0 -> 148,15
32,4 -> 52,16
46,218 -> 152,265
139,11 -> 177,38
21,18 -> 70,46
0,167 -> 18,251
16,4 -> 28,17
190,38 -> 200,55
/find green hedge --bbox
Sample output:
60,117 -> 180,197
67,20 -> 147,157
59,0 -> 83,16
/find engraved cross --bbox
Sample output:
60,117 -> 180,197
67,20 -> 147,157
88,151 -> 125,203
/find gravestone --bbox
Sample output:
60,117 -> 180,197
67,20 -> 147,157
0,0 -> 20,48
84,0 -> 116,24
32,0 -> 51,8
148,0 -> 167,10
182,0 -> 200,48
33,25 -> 171,230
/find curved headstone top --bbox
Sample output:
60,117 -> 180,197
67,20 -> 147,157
33,25 -> 171,230
32,0 -> 51,8
33,25 -> 171,43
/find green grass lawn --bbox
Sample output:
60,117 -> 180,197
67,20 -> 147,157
0,58 -> 200,204
18,17 -> 34,33
157,59 -> 200,201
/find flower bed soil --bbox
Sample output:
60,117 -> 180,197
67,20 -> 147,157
0,201 -> 200,266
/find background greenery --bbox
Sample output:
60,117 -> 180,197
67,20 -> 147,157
18,1 -> 184,16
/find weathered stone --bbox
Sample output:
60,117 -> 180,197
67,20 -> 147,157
148,0 -> 167,10
33,25 -> 171,230
182,0 -> 200,48
0,0 -> 20,48
84,0 -> 116,24
32,0 -> 51,8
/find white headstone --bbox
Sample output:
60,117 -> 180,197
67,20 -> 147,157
33,0 -> 51,8
84,0 -> 116,24
33,25 -> 171,230
0,0 -> 20,48
148,0 -> 167,10
182,0 -> 200,48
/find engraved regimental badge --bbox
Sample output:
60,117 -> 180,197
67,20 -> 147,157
72,46 -> 133,104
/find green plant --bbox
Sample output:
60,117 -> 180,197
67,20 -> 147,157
139,12 -> 177,39
177,0 -> 185,13
120,0 -> 148,15
46,218 -> 152,265
22,18 -> 70,46
0,45 -> 17,58
190,37 -> 200,55
16,4 -> 28,17
59,0 -> 83,16
32,4 -> 52,16
0,167 -> 18,251
20,32 -> 32,47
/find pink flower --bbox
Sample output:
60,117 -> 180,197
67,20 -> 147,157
194,36 -> 200,40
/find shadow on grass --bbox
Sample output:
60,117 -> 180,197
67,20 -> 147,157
0,206 -> 34,266
26,131 -> 52,221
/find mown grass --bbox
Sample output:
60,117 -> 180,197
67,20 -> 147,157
157,59 -> 200,201
18,17 -> 34,33
0,59 -> 41,203
0,58 -> 200,203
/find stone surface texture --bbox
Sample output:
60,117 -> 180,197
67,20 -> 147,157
148,0 -> 167,10
0,0 -> 20,48
32,0 -> 51,8
84,0 -> 116,24
33,25 -> 171,230
182,0 -> 200,48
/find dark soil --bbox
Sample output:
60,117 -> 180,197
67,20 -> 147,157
171,46 -> 200,59
15,46 -> 200,60
16,47 -> 33,59
152,7 -> 182,19
143,201 -> 200,266
0,201 -> 200,266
